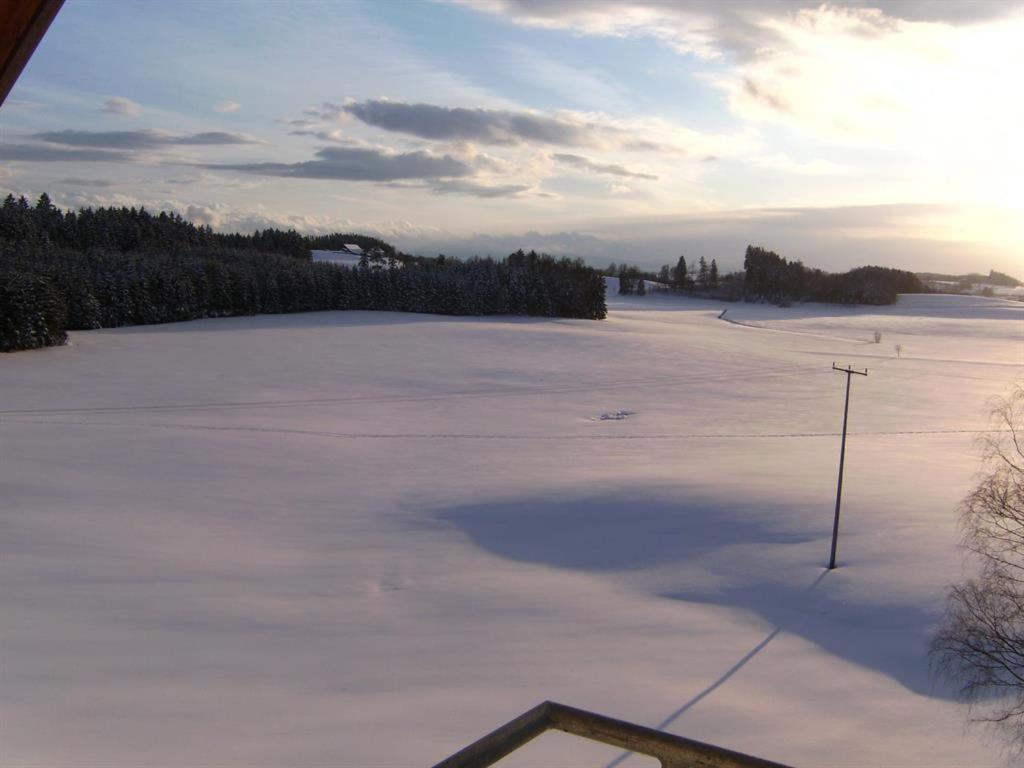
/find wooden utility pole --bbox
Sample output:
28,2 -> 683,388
828,363 -> 867,569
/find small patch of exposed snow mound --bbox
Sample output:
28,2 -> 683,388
595,409 -> 636,421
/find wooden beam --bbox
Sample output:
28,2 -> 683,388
431,700 -> 793,768
0,0 -> 64,108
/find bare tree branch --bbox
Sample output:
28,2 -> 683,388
932,382 -> 1024,744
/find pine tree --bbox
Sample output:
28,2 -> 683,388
697,256 -> 709,290
675,255 -> 687,289
709,258 -> 719,289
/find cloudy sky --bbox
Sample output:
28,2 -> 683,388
2,0 -> 1021,272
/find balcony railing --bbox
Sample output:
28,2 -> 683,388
430,700 -> 793,768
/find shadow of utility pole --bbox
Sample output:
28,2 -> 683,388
604,570 -> 829,768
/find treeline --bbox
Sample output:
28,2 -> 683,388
1,193 -> 312,259
605,255 -> 723,295
743,245 -> 924,305
616,266 -> 647,295
0,196 -> 606,352
657,255 -> 720,292
918,269 -> 1021,289
608,247 -> 924,306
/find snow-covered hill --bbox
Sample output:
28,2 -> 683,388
1,288 -> 1021,766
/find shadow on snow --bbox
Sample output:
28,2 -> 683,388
434,489 -> 952,700
94,310 -> 586,335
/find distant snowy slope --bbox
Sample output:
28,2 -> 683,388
311,249 -> 361,267
717,293 -> 1023,365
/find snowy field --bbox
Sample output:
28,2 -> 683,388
2,286 -> 1022,767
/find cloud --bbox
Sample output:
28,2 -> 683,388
411,228 -> 613,260
176,132 -> 262,146
343,99 -> 602,147
458,3 -> 1023,159
451,1 -> 1020,206
0,144 -> 132,162
101,97 -> 143,117
206,145 -> 474,181
4,98 -> 43,110
741,77 -> 791,114
32,129 -> 263,149
428,179 -> 533,197
336,98 -> 755,159
206,144 -> 537,196
748,153 -> 850,176
455,0 -> 725,58
453,1 -> 1018,60
288,128 -> 348,143
700,0 -> 1024,221
184,204 -> 218,226
214,100 -> 242,114
306,101 -> 351,122
59,178 -> 115,187
737,9 -> 1019,117
552,152 -> 658,179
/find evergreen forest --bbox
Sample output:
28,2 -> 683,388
0,195 -> 607,352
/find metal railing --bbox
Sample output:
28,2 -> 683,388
430,700 -> 793,768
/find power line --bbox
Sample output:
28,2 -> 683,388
0,417 -> 999,441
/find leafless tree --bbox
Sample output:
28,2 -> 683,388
932,383 -> 1024,743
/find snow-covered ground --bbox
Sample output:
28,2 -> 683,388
923,280 -> 1024,300
2,288 -> 1022,767
312,248 -> 401,268
312,248 -> 362,267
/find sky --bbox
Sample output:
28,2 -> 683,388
1,0 -> 1021,273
